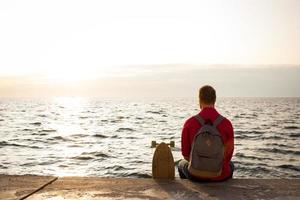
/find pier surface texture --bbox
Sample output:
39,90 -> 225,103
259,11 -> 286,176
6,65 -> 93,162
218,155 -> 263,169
0,175 -> 299,200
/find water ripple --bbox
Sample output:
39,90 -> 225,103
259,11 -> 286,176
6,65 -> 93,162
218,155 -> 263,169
0,97 -> 299,179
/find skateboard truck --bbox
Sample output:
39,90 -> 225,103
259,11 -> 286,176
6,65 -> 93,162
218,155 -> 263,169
151,141 -> 175,148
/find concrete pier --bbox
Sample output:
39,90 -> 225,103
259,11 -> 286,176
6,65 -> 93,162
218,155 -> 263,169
0,175 -> 299,199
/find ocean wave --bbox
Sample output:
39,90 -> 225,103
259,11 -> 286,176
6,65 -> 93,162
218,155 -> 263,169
116,128 -> 135,132
36,133 -> 47,136
30,122 -> 42,126
232,160 -> 269,168
124,136 -> 139,139
284,126 -> 299,130
277,164 -> 300,172
235,135 -> 260,140
72,134 -> 88,138
49,136 -> 71,142
58,164 -> 68,168
39,129 -> 56,133
146,110 -> 164,115
67,144 -> 83,147
235,130 -> 263,135
81,151 -> 110,158
290,174 -> 300,178
79,116 -> 89,119
235,165 -> 271,174
110,119 -> 122,123
235,131 -> 264,140
126,160 -> 148,164
261,135 -> 285,140
258,147 -> 300,156
20,162 -> 37,167
0,141 -> 41,149
22,128 -> 35,132
72,155 -> 94,160
234,153 -> 274,161
158,120 -> 167,123
288,133 -> 300,138
0,164 -> 8,169
38,161 -> 58,165
93,134 -> 108,138
234,114 -> 258,119
109,165 -> 126,171
265,143 -> 293,148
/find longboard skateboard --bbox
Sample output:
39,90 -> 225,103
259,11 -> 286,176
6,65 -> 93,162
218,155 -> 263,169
151,141 -> 175,179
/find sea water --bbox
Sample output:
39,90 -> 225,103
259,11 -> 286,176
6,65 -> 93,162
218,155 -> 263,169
0,97 -> 299,178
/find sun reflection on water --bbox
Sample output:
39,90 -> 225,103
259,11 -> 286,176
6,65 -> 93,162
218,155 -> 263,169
53,97 -> 88,108
48,97 -> 93,176
51,97 -> 92,135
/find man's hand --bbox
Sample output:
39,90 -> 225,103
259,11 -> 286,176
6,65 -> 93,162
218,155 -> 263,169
184,156 -> 190,161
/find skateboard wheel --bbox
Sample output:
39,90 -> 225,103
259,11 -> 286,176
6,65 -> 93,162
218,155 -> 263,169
170,141 -> 175,147
151,141 -> 157,148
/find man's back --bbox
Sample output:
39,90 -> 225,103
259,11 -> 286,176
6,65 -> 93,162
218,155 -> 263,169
181,107 -> 234,181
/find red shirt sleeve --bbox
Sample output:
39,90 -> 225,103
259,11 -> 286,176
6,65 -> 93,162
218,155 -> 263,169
181,120 -> 191,158
223,120 -> 234,162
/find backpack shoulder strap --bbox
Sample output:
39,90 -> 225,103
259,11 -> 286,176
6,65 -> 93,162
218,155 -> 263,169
194,114 -> 205,126
213,115 -> 224,128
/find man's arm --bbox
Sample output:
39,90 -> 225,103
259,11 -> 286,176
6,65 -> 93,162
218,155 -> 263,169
181,120 -> 191,161
224,120 -> 234,161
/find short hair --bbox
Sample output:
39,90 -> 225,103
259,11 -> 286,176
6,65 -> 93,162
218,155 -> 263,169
199,85 -> 216,105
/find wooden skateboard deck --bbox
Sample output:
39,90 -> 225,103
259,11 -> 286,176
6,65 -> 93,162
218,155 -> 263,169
152,142 -> 175,179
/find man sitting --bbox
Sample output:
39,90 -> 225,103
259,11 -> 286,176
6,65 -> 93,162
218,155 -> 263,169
178,85 -> 234,181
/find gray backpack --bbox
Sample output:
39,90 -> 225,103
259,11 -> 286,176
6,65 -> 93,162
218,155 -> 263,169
188,114 -> 225,178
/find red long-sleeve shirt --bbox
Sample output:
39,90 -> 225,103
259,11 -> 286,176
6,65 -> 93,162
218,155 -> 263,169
181,107 -> 234,181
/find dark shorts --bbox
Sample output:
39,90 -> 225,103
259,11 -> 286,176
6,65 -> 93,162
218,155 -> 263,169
177,159 -> 235,182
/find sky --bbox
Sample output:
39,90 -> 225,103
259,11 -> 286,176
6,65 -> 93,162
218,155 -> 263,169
0,0 -> 299,98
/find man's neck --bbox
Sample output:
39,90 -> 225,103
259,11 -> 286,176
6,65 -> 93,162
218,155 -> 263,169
200,104 -> 215,110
